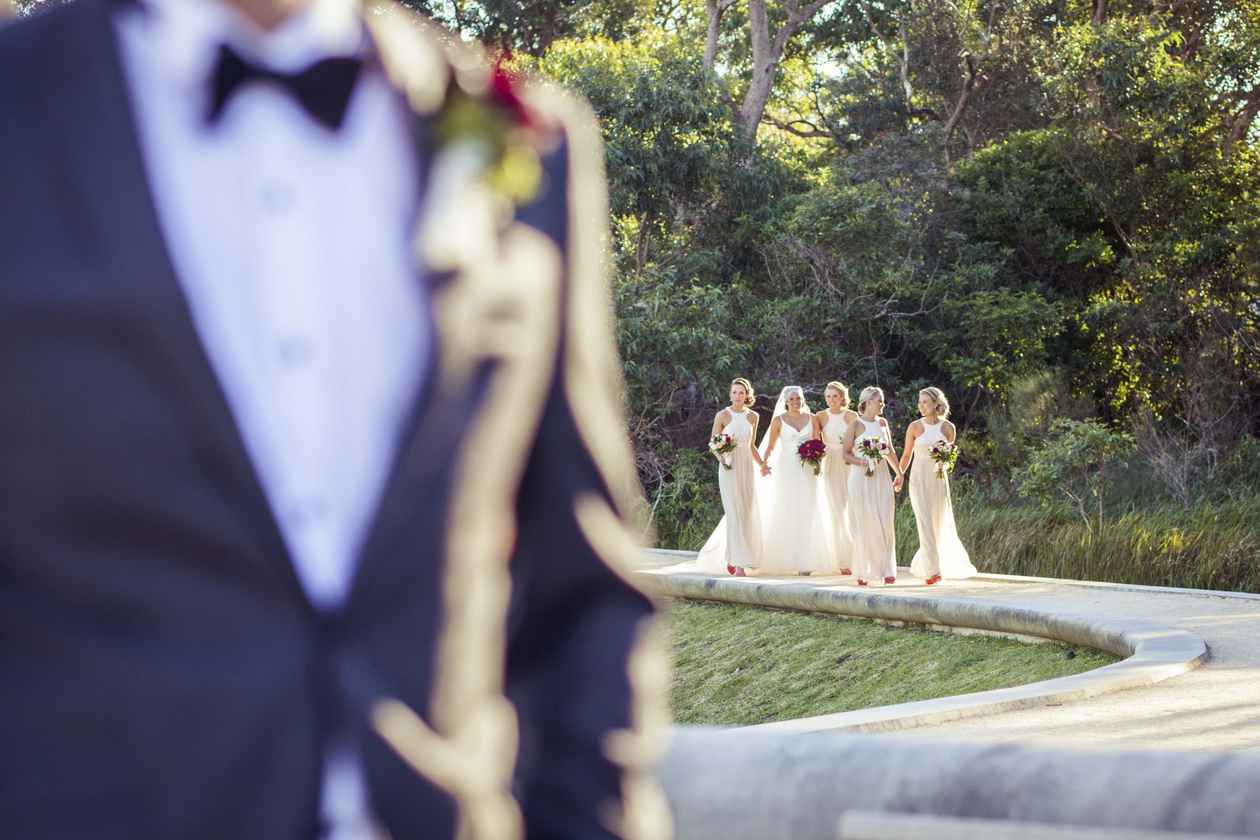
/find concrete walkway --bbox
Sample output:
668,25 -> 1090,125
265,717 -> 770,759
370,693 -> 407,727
639,551 -> 1260,753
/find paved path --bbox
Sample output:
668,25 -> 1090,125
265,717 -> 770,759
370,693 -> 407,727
640,551 -> 1260,753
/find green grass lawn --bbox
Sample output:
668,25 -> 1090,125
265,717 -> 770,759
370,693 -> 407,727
668,599 -> 1117,726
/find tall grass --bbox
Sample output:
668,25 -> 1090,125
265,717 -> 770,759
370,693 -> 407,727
669,484 -> 1260,593
659,439 -> 1260,594
895,489 -> 1260,593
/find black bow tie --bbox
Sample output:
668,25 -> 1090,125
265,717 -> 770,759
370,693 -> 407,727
207,44 -> 363,131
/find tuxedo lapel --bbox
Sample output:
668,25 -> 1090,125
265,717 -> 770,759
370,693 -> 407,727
346,4 -> 488,613
346,9 -> 577,840
348,4 -> 547,609
48,0 -> 311,610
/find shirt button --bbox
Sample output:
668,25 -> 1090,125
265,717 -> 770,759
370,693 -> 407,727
277,336 -> 314,367
287,499 -> 327,530
260,183 -> 293,213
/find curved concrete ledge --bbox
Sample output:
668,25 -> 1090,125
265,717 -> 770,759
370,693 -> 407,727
636,569 -> 1208,735
660,729 -> 1260,839
973,571 -> 1260,602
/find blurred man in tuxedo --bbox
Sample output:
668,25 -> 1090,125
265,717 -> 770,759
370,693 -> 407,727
0,0 -> 669,837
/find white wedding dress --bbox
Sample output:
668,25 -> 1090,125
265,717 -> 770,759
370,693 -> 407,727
758,389 -> 836,574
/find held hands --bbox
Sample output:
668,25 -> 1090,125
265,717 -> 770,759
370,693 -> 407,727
893,474 -> 904,493
760,463 -> 772,477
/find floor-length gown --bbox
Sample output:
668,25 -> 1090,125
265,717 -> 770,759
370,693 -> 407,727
697,409 -> 762,573
818,411 -> 854,572
846,417 -> 898,581
760,415 -> 828,574
909,419 -> 977,579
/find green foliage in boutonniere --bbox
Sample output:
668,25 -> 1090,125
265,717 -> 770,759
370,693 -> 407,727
434,56 -> 546,206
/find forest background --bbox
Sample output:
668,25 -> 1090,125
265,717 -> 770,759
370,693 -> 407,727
14,0 -> 1260,590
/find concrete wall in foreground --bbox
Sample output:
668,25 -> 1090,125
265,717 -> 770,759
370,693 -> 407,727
660,729 -> 1260,839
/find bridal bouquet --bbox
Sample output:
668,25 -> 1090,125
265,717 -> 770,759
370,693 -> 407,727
856,436 -> 889,477
928,439 -> 958,479
709,433 -> 736,470
797,438 -> 827,476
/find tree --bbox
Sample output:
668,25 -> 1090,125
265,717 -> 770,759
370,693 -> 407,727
10,0 -> 69,14
401,0 -> 649,55
534,34 -> 738,272
1017,419 -> 1134,534
699,0 -> 839,142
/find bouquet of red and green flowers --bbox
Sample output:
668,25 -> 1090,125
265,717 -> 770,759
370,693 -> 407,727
797,438 -> 826,476
928,439 -> 958,479
856,436 -> 890,477
709,433 -> 736,470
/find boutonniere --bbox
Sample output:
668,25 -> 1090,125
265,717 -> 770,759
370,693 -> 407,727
433,55 -> 546,208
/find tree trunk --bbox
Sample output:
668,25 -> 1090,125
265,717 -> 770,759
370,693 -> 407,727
736,0 -> 774,141
736,0 -> 831,143
1224,91 -> 1260,160
899,18 -> 913,104
942,0 -> 999,163
703,0 -> 735,73
942,54 -> 980,162
635,217 -> 652,275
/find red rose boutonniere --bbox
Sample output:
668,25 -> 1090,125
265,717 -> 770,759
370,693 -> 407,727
433,54 -> 546,206
488,57 -> 531,126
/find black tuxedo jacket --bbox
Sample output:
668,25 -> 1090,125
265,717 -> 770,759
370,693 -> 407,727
0,3 -> 666,838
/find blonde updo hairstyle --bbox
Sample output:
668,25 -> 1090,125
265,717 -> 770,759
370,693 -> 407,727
856,386 -> 885,414
919,386 -> 950,419
824,381 -> 850,408
731,377 -> 756,409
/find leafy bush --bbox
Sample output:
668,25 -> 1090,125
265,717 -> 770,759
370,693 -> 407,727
1016,420 -> 1135,534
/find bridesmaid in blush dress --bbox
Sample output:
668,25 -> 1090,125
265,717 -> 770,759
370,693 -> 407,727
812,381 -> 857,575
842,386 -> 904,586
900,387 -> 977,584
697,378 -> 770,576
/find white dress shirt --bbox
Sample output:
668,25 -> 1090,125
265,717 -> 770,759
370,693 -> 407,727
114,0 -> 429,834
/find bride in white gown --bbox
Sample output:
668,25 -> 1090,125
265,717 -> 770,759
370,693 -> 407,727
759,386 -> 833,574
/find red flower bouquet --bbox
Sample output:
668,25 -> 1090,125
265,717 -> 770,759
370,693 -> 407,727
798,438 -> 827,476
709,433 -> 737,470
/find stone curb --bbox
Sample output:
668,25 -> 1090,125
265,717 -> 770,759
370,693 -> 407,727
837,811 -> 1234,840
635,568 -> 1208,735
644,548 -> 1260,603
971,571 -> 1260,603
